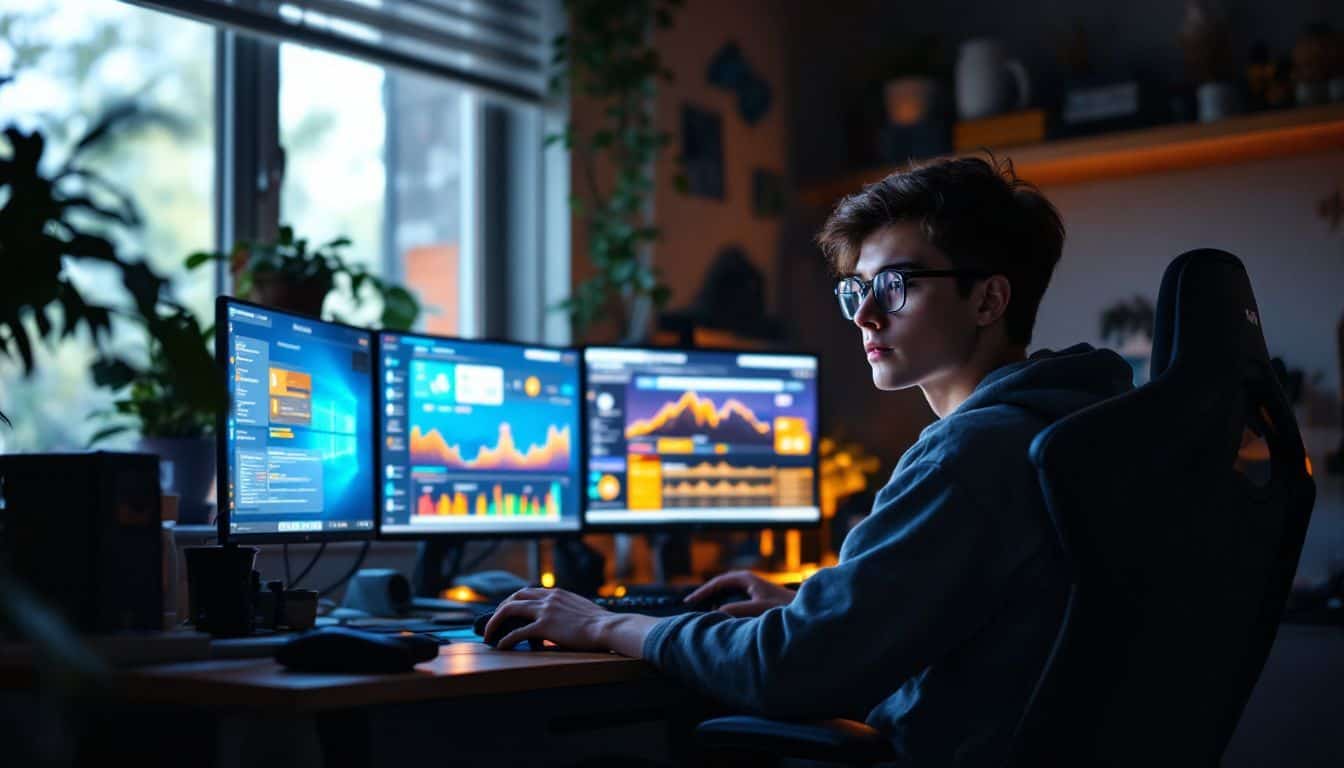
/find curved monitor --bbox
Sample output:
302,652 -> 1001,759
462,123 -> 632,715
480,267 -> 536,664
582,346 -> 821,530
377,332 -> 583,537
216,297 -> 377,543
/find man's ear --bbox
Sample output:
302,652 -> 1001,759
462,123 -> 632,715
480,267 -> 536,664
975,275 -> 1012,328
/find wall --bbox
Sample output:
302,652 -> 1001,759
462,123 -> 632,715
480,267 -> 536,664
651,0 -> 793,315
568,0 -> 795,341
1037,151 -> 1344,403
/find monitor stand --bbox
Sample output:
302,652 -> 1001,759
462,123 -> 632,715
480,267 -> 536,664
411,539 -> 462,598
649,532 -> 692,585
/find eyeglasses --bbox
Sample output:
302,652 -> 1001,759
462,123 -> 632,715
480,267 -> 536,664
834,268 -> 989,319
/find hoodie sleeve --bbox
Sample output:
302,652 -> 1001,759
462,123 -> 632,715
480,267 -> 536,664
641,461 -> 1007,719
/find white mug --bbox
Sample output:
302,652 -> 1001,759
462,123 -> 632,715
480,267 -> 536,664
956,38 -> 1031,120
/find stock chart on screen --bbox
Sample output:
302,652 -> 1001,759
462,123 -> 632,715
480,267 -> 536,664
219,299 -> 377,541
583,347 -> 820,528
379,333 -> 582,536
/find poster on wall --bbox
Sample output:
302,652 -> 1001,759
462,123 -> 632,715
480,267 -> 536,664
681,104 -> 724,200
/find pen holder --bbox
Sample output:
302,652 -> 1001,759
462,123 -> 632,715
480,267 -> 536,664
184,544 -> 259,637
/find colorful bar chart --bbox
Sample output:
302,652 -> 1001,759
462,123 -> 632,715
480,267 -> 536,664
415,481 -> 562,519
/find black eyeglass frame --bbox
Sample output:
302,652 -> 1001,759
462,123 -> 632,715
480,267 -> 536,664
833,268 -> 990,318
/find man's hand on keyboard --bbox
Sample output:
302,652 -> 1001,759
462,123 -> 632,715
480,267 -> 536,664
683,571 -> 796,617
483,588 -> 659,657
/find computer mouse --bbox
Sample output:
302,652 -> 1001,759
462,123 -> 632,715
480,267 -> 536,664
454,570 -> 530,602
275,626 -> 440,673
473,611 -> 544,650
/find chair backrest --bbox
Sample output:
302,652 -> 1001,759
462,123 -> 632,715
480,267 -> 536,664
1011,249 -> 1316,766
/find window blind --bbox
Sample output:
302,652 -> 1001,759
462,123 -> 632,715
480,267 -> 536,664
125,0 -> 550,103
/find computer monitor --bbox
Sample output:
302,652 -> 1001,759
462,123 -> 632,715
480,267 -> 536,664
582,346 -> 821,529
377,332 -> 583,537
216,297 -> 378,543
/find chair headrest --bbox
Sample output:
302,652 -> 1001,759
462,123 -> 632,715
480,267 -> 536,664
1149,249 -> 1270,383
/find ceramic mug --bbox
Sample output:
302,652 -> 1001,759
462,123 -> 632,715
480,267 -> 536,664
955,38 -> 1031,120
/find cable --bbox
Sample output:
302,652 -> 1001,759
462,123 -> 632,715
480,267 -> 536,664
283,542 -> 328,589
318,541 -> 372,598
289,542 -> 327,588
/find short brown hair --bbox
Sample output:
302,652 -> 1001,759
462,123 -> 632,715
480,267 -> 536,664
816,155 -> 1064,346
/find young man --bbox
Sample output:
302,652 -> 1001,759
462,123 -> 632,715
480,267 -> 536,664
483,156 -> 1134,765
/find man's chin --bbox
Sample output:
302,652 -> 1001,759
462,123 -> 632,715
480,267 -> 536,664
870,365 -> 917,391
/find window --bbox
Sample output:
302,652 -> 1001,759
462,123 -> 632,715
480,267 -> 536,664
0,1 -> 215,452
0,0 -> 565,456
279,43 -> 468,334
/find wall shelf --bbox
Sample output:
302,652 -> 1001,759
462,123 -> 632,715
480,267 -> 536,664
800,103 -> 1344,208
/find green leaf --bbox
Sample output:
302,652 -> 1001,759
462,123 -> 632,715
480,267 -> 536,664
184,250 -> 218,270
380,286 -> 420,331
91,358 -> 137,389
87,424 -> 132,447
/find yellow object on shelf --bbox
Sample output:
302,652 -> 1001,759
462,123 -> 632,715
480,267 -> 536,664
953,108 -> 1047,151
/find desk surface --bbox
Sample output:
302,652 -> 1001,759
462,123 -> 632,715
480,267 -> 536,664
122,641 -> 656,714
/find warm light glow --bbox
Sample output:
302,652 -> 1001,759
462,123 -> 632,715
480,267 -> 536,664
613,585 -> 628,598
540,572 -> 556,588
1306,456 -> 1313,477
443,585 -> 485,603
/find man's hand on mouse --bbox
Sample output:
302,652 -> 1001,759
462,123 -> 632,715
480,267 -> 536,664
482,588 -> 660,657
684,570 -> 796,617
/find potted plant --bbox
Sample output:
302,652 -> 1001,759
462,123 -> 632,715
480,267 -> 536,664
548,0 -> 683,342
0,88 -> 184,420
1100,294 -> 1156,384
186,225 -> 420,330
89,305 -> 221,524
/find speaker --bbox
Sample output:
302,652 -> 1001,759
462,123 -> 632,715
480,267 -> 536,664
341,569 -> 412,617
0,452 -> 162,634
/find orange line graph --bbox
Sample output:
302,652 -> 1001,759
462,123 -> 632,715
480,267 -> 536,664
625,391 -> 771,439
410,422 -> 571,471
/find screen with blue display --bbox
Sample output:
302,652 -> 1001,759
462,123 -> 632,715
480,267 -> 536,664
220,299 -> 376,540
379,332 -> 582,536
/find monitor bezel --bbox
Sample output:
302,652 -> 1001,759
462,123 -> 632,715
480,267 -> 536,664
373,329 -> 586,541
579,343 -> 823,533
215,296 -> 379,546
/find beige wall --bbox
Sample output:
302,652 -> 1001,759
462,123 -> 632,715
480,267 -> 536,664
651,0 -> 791,315
568,0 -> 792,341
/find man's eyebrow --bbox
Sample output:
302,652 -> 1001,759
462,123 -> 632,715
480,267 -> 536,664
844,260 -> 925,278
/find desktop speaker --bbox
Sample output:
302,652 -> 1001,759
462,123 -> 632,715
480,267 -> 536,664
0,452 -> 163,634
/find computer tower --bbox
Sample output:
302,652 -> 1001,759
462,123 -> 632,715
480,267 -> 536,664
0,452 -> 162,634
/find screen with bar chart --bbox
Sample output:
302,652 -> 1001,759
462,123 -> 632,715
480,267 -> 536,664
217,298 -> 377,542
378,332 -> 582,536
583,347 -> 820,528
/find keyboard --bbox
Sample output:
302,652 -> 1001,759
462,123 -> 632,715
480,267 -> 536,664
591,594 -> 697,617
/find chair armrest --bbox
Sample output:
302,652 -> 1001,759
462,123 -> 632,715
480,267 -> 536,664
694,715 -> 896,763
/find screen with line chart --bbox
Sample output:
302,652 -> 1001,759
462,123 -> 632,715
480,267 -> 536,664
583,347 -> 820,528
378,332 -> 582,536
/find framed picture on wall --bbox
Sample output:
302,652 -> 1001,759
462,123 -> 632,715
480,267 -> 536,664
681,104 -> 724,199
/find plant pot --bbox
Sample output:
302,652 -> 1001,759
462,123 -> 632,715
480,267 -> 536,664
246,273 -> 330,317
139,436 -> 215,526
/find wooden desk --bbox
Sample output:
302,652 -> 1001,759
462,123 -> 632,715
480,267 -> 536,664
7,640 -> 710,768
124,641 -> 657,713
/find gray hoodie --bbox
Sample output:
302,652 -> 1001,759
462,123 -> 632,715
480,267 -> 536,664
643,344 -> 1134,766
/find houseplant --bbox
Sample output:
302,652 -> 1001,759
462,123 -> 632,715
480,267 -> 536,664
0,91 -> 183,427
186,225 -> 420,330
548,0 -> 683,342
88,303 -> 221,523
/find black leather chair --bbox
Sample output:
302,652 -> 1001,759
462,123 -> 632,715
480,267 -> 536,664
694,249 -> 1316,766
